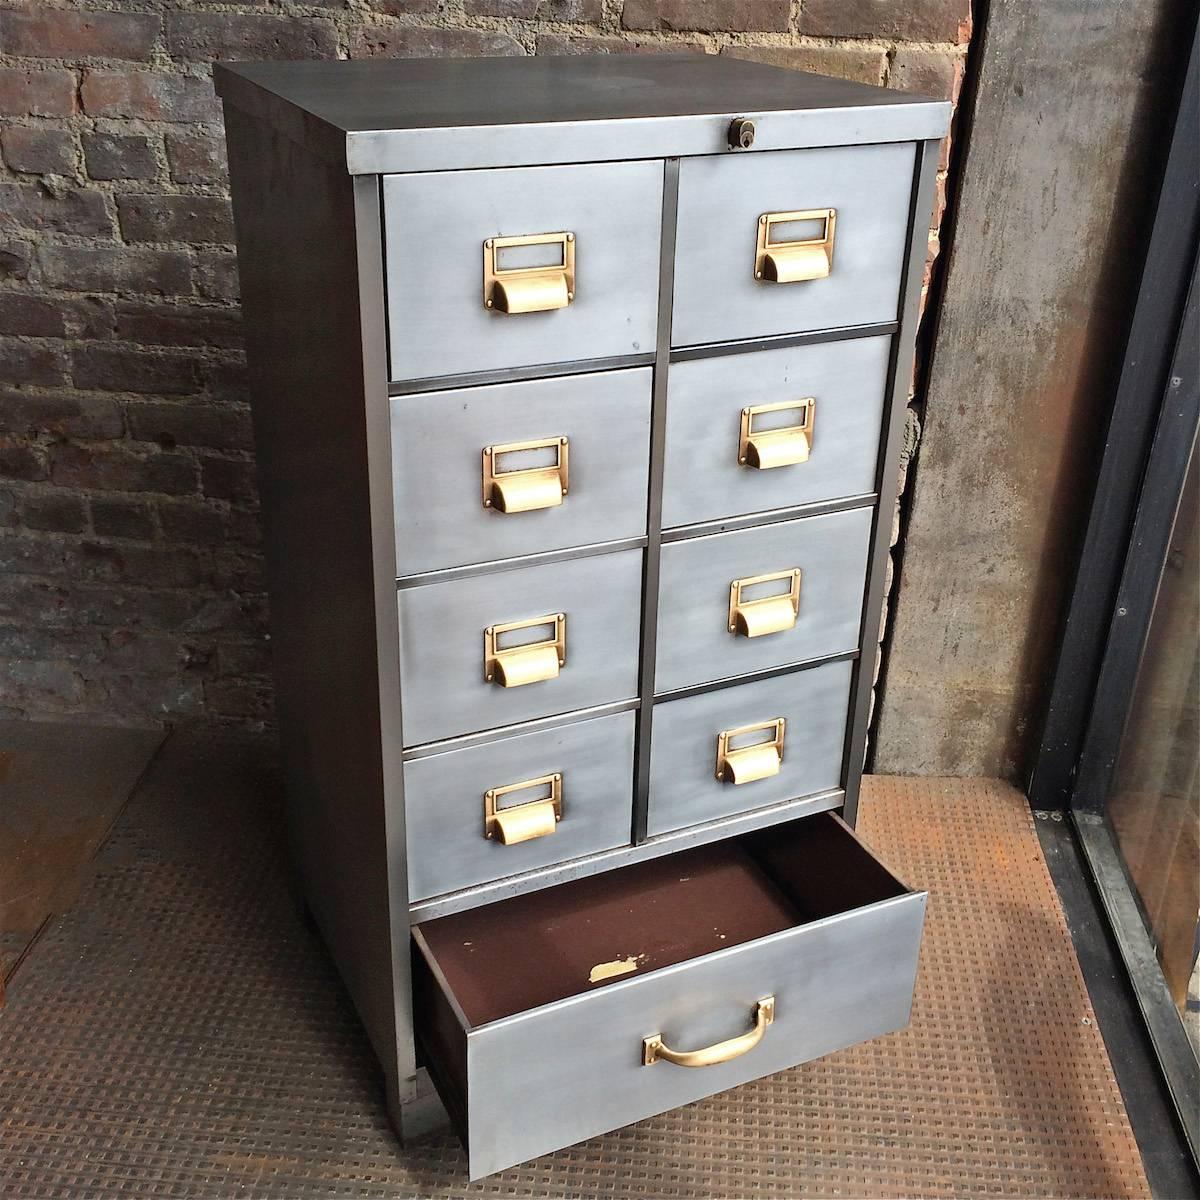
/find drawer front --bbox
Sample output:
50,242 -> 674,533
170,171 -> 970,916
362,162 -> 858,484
661,337 -> 891,530
672,144 -> 916,348
404,710 -> 634,902
655,508 -> 873,694
398,548 -> 642,745
383,161 -> 663,382
646,660 -> 852,837
392,368 -> 652,576
415,814 -> 925,1179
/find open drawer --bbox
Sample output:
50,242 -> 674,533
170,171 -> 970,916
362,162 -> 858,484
412,812 -> 926,1178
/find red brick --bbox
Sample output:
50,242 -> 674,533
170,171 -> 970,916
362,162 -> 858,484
467,0 -> 602,18
115,302 -> 242,350
0,183 -> 112,236
0,67 -> 77,117
49,444 -> 197,495
38,244 -> 192,296
369,0 -> 440,11
537,33 -> 705,54
0,391 -> 124,440
83,132 -> 159,181
165,13 -> 338,61
116,194 -> 234,244
204,678 -> 273,720
21,492 -> 87,534
165,132 -> 227,185
68,295 -> 117,341
889,46 -> 965,102
216,638 -> 271,677
0,9 -> 160,61
0,293 -> 66,337
128,401 -> 253,451
90,496 -> 157,540
622,0 -> 788,32
723,43 -> 886,85
81,69 -> 220,123
199,454 -> 258,503
351,26 -> 526,58
0,440 -> 47,482
157,497 -> 226,545
73,346 -> 201,396
2,125 -> 76,173
194,252 -> 240,302
77,541 -> 207,588
800,0 -> 971,43
0,241 -> 32,280
1,341 -> 68,386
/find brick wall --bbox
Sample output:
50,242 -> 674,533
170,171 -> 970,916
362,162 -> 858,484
0,1 -> 969,728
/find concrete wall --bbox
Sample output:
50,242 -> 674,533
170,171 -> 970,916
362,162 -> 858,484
873,0 -> 1190,779
0,0 -> 968,726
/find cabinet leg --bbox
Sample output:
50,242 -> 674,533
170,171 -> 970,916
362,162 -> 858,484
386,1067 -> 449,1145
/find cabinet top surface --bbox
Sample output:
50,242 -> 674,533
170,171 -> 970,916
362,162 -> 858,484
216,55 -> 938,133
215,56 -> 949,174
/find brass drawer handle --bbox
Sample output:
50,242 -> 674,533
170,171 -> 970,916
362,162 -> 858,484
729,569 -> 801,638
755,209 -> 836,283
482,436 -> 569,513
738,399 -> 814,470
716,718 -> 785,784
483,231 -> 575,314
484,613 -> 566,687
644,997 -> 775,1067
484,773 -> 562,844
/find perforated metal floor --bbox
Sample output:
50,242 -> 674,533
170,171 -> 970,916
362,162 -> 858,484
0,730 -> 1149,1198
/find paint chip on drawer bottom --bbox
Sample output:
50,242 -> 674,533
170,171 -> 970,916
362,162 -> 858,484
588,955 -> 645,983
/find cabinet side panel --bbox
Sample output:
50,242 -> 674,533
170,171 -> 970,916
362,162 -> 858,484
223,106 -> 412,1091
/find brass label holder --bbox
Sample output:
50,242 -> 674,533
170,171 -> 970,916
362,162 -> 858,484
644,997 -> 775,1067
484,773 -> 563,845
738,399 -> 815,469
483,231 -> 575,314
484,613 -> 566,688
728,569 -> 801,638
716,718 -> 786,784
482,436 -> 569,513
755,208 -> 836,283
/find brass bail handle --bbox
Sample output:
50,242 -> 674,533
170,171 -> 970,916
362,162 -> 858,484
738,399 -> 815,470
716,718 -> 786,785
483,231 -> 575,314
755,209 -> 836,283
482,436 -> 569,514
643,997 -> 776,1067
483,773 -> 563,845
484,613 -> 567,688
729,569 -> 801,638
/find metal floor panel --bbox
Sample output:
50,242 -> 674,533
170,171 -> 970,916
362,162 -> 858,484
0,732 -> 1149,1198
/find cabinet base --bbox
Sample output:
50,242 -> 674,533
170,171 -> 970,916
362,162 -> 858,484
387,1068 -> 450,1144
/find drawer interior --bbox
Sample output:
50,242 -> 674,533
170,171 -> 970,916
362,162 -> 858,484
415,812 -> 908,1027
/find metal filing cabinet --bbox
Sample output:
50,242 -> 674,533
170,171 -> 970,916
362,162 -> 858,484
216,57 -> 949,1180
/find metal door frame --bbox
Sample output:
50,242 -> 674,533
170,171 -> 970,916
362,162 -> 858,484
1029,26 -> 1200,1165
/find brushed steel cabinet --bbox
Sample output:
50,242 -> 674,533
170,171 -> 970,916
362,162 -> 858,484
217,55 -> 947,1181
655,508 -> 874,694
397,548 -> 643,745
383,161 -> 663,381
661,336 -> 891,529
672,143 -> 917,347
647,659 -> 854,836
403,710 -> 635,902
392,368 -> 652,574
